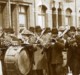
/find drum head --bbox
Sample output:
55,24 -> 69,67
18,50 -> 31,75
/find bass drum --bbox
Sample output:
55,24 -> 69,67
4,46 -> 31,75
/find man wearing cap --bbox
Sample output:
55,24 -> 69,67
33,26 -> 45,75
28,27 -> 36,44
35,26 -> 42,35
58,26 -> 68,75
41,27 -> 51,46
58,26 -> 65,37
40,27 -> 51,75
76,27 -> 80,35
73,28 -> 80,75
1,28 -> 15,46
65,26 -> 80,75
48,28 -> 65,75
24,27 -> 37,75
74,34 -> 80,75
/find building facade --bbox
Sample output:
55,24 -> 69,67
0,0 -> 34,35
0,0 -> 80,35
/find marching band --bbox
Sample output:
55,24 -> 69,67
0,26 -> 80,75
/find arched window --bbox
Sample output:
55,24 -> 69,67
38,5 -> 47,28
65,8 -> 72,26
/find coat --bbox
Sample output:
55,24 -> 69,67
33,46 -> 47,70
33,33 -> 51,70
66,35 -> 80,73
48,38 -> 65,64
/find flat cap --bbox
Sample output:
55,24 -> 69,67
35,26 -> 42,32
69,26 -> 76,31
44,27 -> 51,33
29,27 -> 35,33
51,28 -> 58,34
77,27 -> 80,31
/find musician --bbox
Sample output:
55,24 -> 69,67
28,27 -> 36,44
49,28 -> 65,75
75,34 -> 80,74
40,27 -> 51,75
76,27 -> 80,35
33,26 -> 45,75
0,28 -> 15,75
58,26 -> 67,44
21,28 -> 32,44
41,27 -> 51,46
35,26 -> 42,36
1,29 -> 14,46
65,26 -> 80,75
58,26 -> 65,37
29,27 -> 35,33
58,26 -> 68,75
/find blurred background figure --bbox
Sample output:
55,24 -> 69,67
76,27 -> 80,35
28,27 -> 36,44
21,28 -> 33,44
65,26 -> 80,75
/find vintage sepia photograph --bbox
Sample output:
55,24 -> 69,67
0,0 -> 79,75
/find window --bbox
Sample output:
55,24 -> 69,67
38,5 -> 47,28
19,14 -> 26,27
65,8 -> 72,26
38,14 -> 45,28
19,6 -> 27,28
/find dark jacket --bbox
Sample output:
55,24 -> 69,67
66,36 -> 80,72
48,39 -> 65,64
